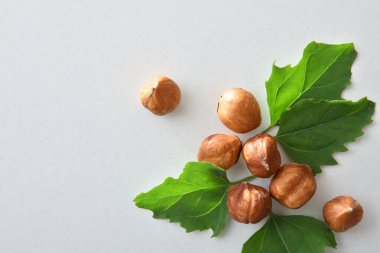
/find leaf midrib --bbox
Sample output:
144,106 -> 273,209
141,184 -> 229,200
278,139 -> 333,153
271,46 -> 348,124
281,218 -> 333,245
302,46 -> 347,95
272,217 -> 291,253
188,191 -> 227,218
259,219 -> 271,252
271,48 -> 320,118
277,102 -> 364,138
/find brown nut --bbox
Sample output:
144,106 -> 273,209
242,134 -> 281,178
269,163 -> 316,209
217,88 -> 261,133
227,182 -> 272,224
140,76 -> 181,115
323,196 -> 363,232
197,134 -> 242,170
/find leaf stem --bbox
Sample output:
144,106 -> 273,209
261,125 -> 274,134
231,175 -> 256,185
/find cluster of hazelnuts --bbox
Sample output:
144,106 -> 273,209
140,76 -> 363,233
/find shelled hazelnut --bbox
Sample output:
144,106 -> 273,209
197,134 -> 242,170
269,163 -> 316,209
227,182 -> 272,224
242,134 -> 281,178
323,196 -> 363,232
140,76 -> 181,115
217,88 -> 261,133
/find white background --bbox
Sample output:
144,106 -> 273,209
1,1 -> 379,252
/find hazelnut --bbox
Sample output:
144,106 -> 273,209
227,182 -> 272,224
197,134 -> 242,170
269,163 -> 316,209
140,76 -> 181,115
242,134 -> 281,178
217,88 -> 261,133
323,196 -> 363,232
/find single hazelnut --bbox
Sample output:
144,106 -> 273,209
269,163 -> 316,209
140,76 -> 181,115
323,196 -> 363,232
242,134 -> 281,178
217,88 -> 261,133
227,182 -> 272,224
197,134 -> 242,170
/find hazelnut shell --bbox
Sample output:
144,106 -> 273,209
197,134 -> 242,170
140,76 -> 181,115
217,88 -> 261,133
323,195 -> 363,232
242,134 -> 281,178
269,163 -> 316,209
227,182 -> 272,224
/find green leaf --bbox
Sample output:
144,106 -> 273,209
242,214 -> 337,253
276,98 -> 375,174
266,41 -> 357,126
134,162 -> 231,237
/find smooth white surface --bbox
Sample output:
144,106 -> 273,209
0,1 -> 379,252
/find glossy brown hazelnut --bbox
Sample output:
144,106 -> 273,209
197,134 -> 242,170
269,163 -> 316,209
227,182 -> 272,224
140,76 -> 181,115
323,196 -> 363,232
217,88 -> 261,133
242,134 -> 281,178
